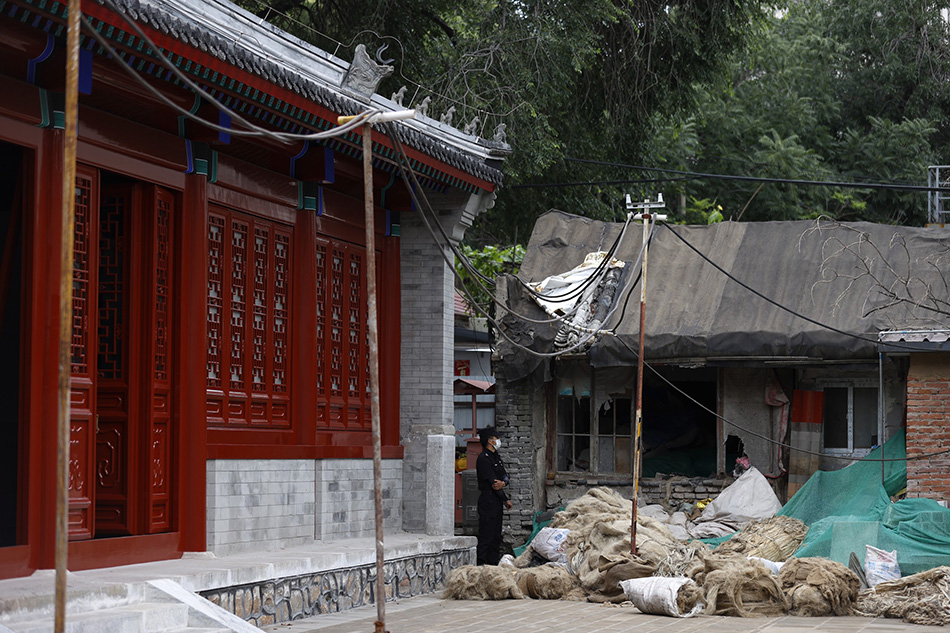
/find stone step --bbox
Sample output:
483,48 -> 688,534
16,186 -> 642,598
3,601 -> 241,633
6,601 -> 188,633
0,573 -> 141,626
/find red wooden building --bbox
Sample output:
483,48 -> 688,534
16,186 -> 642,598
0,0 -> 505,578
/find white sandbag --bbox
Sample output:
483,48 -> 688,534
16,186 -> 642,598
694,467 -> 782,531
865,545 -> 900,587
498,554 -> 517,568
531,527 -> 570,564
686,519 -> 736,539
749,556 -> 784,575
620,576 -> 704,618
639,504 -> 671,522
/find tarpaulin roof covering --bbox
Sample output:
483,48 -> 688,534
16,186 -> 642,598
497,211 -> 950,381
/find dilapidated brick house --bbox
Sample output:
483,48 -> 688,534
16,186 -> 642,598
492,211 -> 950,543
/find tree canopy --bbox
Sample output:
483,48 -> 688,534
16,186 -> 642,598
647,0 -> 950,225
239,0 -> 950,251
236,0 -> 767,243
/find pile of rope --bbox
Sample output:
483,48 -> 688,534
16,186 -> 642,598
445,488 -> 950,625
778,558 -> 861,616
855,566 -> 950,626
715,515 -> 808,561
689,552 -> 787,617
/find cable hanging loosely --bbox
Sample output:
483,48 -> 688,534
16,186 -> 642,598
384,123 -> 643,356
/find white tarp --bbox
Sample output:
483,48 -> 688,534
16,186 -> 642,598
528,251 -> 626,316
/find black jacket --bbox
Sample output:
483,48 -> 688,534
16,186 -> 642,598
476,448 -> 509,502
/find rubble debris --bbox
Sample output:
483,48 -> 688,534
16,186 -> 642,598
855,566 -> 950,626
778,557 -> 861,616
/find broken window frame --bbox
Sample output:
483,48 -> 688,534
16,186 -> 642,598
820,382 -> 880,454
553,366 -> 634,476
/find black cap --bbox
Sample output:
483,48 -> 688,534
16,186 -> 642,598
478,426 -> 502,441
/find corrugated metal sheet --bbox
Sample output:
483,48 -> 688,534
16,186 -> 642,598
497,211 -> 950,380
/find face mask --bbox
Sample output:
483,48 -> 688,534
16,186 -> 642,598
493,439 -> 503,449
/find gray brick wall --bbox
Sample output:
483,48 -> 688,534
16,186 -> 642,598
399,210 -> 456,532
315,459 -> 403,540
206,458 -> 404,554
207,459 -> 316,556
493,374 -> 545,543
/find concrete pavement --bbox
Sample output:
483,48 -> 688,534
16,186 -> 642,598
263,595 -> 946,633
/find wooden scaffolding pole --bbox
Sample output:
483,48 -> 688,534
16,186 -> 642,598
56,0 -> 82,630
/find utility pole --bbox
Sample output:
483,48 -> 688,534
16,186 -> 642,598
625,193 -> 666,556
338,109 -> 415,633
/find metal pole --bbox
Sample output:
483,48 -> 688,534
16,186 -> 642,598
879,351 -> 885,487
56,0 -> 81,630
630,214 -> 649,556
361,123 -> 386,633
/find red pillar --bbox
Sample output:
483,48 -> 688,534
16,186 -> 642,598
177,174 -> 208,552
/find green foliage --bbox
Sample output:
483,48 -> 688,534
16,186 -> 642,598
678,197 -> 724,225
454,244 -> 525,314
233,0 -> 766,244
651,0 -> 950,225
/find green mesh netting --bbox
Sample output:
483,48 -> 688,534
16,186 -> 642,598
780,429 -> 950,575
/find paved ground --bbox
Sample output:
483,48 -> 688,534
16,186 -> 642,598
262,595 -> 946,633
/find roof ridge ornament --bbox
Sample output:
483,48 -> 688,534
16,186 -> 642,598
391,85 -> 407,106
416,96 -> 431,117
463,116 -> 480,136
341,44 -> 394,103
440,105 -> 456,126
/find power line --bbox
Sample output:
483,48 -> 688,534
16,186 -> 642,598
565,157 -> 950,193
511,177 -> 691,189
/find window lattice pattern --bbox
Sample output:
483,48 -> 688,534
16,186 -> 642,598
206,208 -> 292,428
97,193 -> 125,380
315,240 -> 370,431
207,217 -> 224,388
273,235 -> 289,392
314,243 -> 326,398
72,176 -> 92,375
230,222 -> 247,390
154,195 -> 171,381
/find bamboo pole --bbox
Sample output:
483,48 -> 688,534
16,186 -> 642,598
56,0 -> 82,630
338,108 -> 413,633
361,122 -> 386,633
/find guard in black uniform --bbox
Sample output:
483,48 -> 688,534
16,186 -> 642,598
475,426 -> 511,565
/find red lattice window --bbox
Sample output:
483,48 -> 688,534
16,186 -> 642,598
72,175 -> 93,376
315,238 -> 370,431
206,207 -> 292,428
154,195 -> 171,382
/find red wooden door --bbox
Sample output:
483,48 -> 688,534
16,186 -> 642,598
71,172 -> 176,540
140,185 -> 174,533
94,183 -> 133,535
68,166 -> 99,540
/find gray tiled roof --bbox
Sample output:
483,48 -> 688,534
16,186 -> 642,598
93,0 -> 507,187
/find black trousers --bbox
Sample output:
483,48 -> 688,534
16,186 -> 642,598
476,491 -> 504,565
